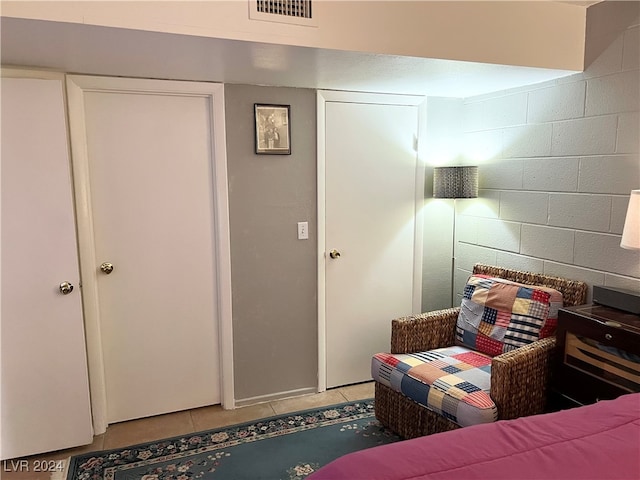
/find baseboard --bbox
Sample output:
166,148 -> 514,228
235,387 -> 317,407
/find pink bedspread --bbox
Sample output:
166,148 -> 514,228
309,393 -> 640,480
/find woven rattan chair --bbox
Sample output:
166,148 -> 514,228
374,263 -> 588,439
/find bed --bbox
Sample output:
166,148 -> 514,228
308,393 -> 640,480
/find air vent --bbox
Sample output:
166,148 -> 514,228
257,0 -> 312,18
249,0 -> 317,26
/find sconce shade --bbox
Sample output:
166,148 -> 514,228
621,189 -> 640,250
433,166 -> 478,199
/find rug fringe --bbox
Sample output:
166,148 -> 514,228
50,457 -> 70,480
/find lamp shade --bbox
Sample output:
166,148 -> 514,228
433,166 -> 478,199
621,189 -> 640,250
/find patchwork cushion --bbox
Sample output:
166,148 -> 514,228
456,275 -> 563,357
371,346 -> 497,427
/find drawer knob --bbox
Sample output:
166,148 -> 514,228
605,333 -> 613,341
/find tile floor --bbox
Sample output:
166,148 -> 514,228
1,382 -> 374,480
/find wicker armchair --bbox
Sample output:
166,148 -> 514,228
374,263 -> 588,439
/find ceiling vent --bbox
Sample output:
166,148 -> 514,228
258,0 -> 312,18
249,0 -> 317,26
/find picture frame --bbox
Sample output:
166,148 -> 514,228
254,104 -> 291,155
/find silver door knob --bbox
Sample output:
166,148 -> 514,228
329,249 -> 341,259
59,281 -> 74,295
100,262 -> 114,274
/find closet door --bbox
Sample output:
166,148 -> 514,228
67,76 -> 226,424
318,92 -> 425,389
1,74 -> 93,460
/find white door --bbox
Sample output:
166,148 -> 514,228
320,93 -> 424,388
1,75 -> 93,459
67,76 -> 225,424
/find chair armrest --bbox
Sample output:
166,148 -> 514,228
390,307 -> 459,354
490,336 -> 557,420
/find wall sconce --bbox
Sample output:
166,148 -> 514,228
593,189 -> 640,314
433,166 -> 478,307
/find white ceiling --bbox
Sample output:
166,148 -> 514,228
1,16 -> 581,98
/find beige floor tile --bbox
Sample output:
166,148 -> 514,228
338,381 -> 375,401
1,459 -> 63,480
270,389 -> 347,415
62,434 -> 106,458
0,467 -> 52,480
1,435 -> 104,480
103,410 -> 194,450
191,402 -> 276,431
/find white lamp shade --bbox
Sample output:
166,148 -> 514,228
621,189 -> 640,250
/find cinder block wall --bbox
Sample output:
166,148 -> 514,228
453,20 -> 639,301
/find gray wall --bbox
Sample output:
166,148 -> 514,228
445,2 -> 639,304
224,84 -> 318,402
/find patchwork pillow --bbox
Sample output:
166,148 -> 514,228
456,275 -> 563,356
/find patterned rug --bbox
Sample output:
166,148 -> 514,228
63,399 -> 400,479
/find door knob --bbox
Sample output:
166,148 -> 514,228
59,281 -> 74,295
100,262 -> 114,274
329,249 -> 341,259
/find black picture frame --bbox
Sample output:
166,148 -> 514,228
254,104 -> 291,155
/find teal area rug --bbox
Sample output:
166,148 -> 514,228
65,399 -> 400,479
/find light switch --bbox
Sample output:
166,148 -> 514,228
297,221 -> 309,240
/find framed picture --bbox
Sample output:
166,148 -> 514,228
254,104 -> 291,155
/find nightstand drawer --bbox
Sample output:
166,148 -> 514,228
564,332 -> 640,393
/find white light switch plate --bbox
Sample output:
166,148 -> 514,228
297,221 -> 309,240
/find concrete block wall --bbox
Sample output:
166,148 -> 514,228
453,22 -> 640,302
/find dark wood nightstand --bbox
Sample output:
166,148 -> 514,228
551,304 -> 640,408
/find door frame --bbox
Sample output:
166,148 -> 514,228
66,75 -> 234,434
316,90 -> 427,392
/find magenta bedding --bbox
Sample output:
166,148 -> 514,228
309,393 -> 640,480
